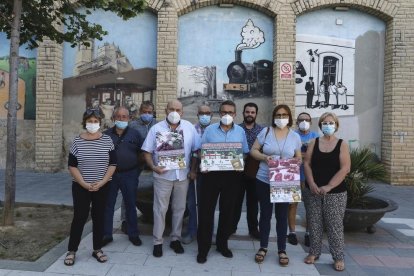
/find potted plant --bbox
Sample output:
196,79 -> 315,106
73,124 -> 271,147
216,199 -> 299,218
343,147 -> 398,233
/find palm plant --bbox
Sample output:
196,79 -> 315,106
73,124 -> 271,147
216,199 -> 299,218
346,147 -> 387,208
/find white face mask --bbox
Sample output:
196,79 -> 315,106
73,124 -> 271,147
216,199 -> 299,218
274,118 -> 289,129
167,111 -> 181,124
86,123 -> 100,134
299,121 -> 310,131
221,114 -> 233,125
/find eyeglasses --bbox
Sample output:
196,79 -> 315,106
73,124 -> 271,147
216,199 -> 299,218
298,118 -> 311,122
321,121 -> 335,125
275,113 -> 289,119
220,111 -> 234,116
84,108 -> 101,117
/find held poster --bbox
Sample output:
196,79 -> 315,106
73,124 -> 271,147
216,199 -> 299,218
200,143 -> 244,172
269,158 -> 301,203
156,131 -> 186,170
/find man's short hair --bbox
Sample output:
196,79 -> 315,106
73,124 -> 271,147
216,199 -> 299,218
220,100 -> 236,112
243,102 -> 258,113
140,101 -> 154,111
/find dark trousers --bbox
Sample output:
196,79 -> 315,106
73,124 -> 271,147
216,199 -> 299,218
197,171 -> 242,256
256,179 -> 289,251
68,181 -> 109,252
324,92 -> 330,106
232,174 -> 259,233
104,169 -> 140,239
306,93 -> 314,108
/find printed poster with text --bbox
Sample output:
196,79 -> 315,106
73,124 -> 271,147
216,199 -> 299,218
200,143 -> 244,172
156,131 -> 186,170
269,158 -> 301,203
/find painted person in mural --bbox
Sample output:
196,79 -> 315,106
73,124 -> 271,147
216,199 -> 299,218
303,112 -> 350,272
336,82 -> 348,110
232,102 -> 263,240
182,105 -> 213,245
328,82 -> 337,108
65,109 -> 117,266
102,107 -> 144,247
305,77 -> 315,108
250,104 -> 302,267
318,80 -> 327,108
196,100 -> 249,264
141,99 -> 200,258
0,71 -> 5,88
288,112 -> 319,247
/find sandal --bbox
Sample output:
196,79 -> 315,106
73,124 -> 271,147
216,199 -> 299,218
304,254 -> 319,264
64,251 -> 76,266
254,247 -> 268,264
92,249 -> 108,263
278,250 -> 289,266
334,260 -> 345,271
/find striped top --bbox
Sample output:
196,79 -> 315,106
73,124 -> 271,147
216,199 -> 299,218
68,134 -> 117,183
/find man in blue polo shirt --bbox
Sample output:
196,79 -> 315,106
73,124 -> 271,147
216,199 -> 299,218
102,107 -> 144,246
196,100 -> 249,264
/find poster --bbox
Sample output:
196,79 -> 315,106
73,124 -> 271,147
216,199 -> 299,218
156,131 -> 186,170
269,158 -> 301,203
200,143 -> 244,172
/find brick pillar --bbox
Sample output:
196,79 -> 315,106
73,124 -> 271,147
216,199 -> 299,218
156,1 -> 178,118
35,39 -> 63,172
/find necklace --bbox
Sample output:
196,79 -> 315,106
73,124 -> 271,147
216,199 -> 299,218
275,129 -> 289,159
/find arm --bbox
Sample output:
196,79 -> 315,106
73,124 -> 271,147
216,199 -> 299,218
68,166 -> 90,190
188,155 -> 198,180
303,139 -> 320,195
319,141 -> 351,195
143,151 -> 167,174
90,165 -> 117,191
250,138 -> 273,163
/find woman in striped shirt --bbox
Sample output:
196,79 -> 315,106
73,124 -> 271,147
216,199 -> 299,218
64,109 -> 117,266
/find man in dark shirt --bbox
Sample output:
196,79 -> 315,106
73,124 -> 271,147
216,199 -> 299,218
232,102 -> 263,239
102,106 -> 144,246
305,77 -> 315,108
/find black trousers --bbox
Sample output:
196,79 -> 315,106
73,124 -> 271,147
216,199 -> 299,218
232,173 -> 259,233
68,181 -> 109,252
197,171 -> 242,256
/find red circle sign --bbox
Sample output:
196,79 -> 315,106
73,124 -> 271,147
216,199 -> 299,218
281,63 -> 292,74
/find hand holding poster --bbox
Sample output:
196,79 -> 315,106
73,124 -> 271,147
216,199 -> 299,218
156,131 -> 186,170
200,143 -> 244,172
269,158 -> 301,203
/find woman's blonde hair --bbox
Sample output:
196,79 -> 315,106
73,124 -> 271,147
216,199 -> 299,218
318,112 -> 339,132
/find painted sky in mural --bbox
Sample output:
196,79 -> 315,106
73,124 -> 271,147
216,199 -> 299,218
178,6 -> 274,123
62,10 -> 157,128
0,33 -> 37,120
295,35 -> 355,118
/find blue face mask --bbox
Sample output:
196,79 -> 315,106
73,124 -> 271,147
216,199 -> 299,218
322,124 -> 336,136
115,120 -> 128,129
140,113 -> 153,123
199,115 -> 211,126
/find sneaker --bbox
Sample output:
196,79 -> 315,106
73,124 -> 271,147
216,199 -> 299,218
129,236 -> 142,246
249,229 -> 260,240
182,234 -> 195,245
153,244 -> 163,257
121,221 -> 128,234
304,233 -> 310,247
102,237 -> 113,247
287,233 -> 298,245
170,240 -> 184,254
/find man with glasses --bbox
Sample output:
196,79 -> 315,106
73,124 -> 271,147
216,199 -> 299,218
102,107 -> 144,247
196,100 -> 249,264
288,112 -> 319,246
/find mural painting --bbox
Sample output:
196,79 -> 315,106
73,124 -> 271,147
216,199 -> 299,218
178,6 -> 274,124
63,10 -> 157,129
295,34 -> 355,118
0,33 -> 37,120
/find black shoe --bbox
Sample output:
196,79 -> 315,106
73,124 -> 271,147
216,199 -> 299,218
217,247 -> 233,258
249,229 -> 260,240
170,240 -> 184,254
287,233 -> 298,245
304,233 -> 310,247
129,236 -> 142,246
197,254 -> 207,264
121,221 -> 128,234
102,237 -> 113,247
153,244 -> 163,257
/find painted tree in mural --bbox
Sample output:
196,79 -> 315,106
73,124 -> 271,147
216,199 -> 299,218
189,66 -> 217,98
0,0 -> 146,226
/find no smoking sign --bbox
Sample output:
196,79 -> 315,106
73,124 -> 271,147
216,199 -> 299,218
279,62 -> 293,80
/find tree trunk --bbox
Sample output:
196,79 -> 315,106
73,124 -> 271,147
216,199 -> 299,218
3,0 -> 22,226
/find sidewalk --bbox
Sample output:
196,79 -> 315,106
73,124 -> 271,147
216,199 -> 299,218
1,170 -> 414,275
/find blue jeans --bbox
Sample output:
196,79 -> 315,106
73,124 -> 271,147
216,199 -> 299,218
186,175 -> 202,236
104,169 -> 140,238
256,179 -> 289,251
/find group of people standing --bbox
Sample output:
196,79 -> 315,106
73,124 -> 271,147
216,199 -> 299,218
305,77 -> 348,110
64,98 -> 350,272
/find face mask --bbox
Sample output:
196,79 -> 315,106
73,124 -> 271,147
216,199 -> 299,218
322,124 -> 336,136
274,118 -> 289,129
167,111 -> 181,125
299,121 -> 310,131
140,113 -> 153,123
221,114 -> 233,125
115,120 -> 128,129
86,123 -> 100,134
199,115 -> 211,126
